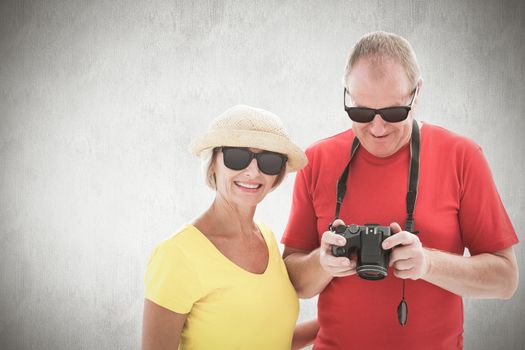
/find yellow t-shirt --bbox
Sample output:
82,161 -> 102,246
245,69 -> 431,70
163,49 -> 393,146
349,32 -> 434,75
144,223 -> 299,350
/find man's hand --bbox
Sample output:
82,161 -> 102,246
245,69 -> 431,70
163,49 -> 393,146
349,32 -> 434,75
382,222 -> 431,280
319,219 -> 357,277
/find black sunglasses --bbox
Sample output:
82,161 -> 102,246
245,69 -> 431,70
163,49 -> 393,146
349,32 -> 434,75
219,147 -> 287,176
343,86 -> 417,123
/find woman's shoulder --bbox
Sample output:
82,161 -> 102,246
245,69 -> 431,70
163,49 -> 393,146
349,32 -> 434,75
149,224 -> 203,259
256,221 -> 273,238
255,221 -> 281,250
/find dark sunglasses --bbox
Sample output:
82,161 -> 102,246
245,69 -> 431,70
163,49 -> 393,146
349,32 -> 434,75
219,147 -> 287,176
343,86 -> 417,123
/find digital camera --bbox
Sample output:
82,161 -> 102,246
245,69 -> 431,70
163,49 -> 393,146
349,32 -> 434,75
331,223 -> 391,280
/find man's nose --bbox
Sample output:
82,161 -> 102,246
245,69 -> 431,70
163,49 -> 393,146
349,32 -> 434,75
369,114 -> 386,136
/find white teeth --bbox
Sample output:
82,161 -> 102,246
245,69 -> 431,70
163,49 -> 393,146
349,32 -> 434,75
236,182 -> 260,189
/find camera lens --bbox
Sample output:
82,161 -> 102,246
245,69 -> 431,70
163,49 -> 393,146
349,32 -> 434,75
357,265 -> 388,280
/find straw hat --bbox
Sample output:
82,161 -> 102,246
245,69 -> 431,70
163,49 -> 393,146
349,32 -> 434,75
190,105 -> 307,172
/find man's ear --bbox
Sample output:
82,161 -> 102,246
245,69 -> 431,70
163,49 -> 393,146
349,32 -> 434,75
416,78 -> 424,95
413,78 -> 424,107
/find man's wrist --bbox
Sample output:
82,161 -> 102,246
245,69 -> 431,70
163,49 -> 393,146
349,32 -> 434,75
421,248 -> 434,280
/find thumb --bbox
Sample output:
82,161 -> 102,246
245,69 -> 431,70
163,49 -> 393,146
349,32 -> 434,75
390,222 -> 402,233
331,219 -> 346,229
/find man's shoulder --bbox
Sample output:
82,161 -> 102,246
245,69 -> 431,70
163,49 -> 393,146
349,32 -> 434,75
305,129 -> 354,158
424,122 -> 481,152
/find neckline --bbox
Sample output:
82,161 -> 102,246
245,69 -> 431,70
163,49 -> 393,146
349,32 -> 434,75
356,122 -> 425,165
358,141 -> 410,165
186,223 -> 271,277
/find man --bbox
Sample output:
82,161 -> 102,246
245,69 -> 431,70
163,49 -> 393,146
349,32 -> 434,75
281,31 -> 519,349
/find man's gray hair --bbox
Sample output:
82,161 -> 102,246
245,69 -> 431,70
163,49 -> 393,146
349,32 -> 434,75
344,31 -> 421,88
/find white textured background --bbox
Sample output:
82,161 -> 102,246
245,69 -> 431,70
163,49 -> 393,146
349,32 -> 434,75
1,1 -> 524,349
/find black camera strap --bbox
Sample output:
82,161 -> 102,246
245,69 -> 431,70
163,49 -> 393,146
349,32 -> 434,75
332,119 -> 421,327
333,118 -> 420,234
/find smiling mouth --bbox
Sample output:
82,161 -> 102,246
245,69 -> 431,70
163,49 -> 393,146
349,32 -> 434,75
234,181 -> 262,190
371,134 -> 389,139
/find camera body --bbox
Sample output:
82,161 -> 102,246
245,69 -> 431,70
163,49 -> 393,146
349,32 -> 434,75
331,223 -> 391,280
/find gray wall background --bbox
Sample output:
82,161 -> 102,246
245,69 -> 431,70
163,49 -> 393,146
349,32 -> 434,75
1,0 -> 523,349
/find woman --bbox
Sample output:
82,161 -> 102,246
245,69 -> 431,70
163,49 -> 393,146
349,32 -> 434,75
142,105 -> 318,349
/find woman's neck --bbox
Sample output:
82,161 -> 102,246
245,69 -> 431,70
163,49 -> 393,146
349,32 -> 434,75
195,195 -> 258,237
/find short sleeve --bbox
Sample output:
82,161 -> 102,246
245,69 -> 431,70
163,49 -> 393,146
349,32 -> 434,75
144,243 -> 202,314
281,160 -> 320,251
458,146 -> 518,255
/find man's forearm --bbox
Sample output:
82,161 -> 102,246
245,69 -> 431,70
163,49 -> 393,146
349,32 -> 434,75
284,248 -> 333,298
291,319 -> 320,350
422,247 -> 518,299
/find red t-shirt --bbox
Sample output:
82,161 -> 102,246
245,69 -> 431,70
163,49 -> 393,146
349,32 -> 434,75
282,123 -> 518,350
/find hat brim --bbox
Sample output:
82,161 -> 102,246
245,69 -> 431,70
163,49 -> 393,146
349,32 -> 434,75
190,129 -> 307,172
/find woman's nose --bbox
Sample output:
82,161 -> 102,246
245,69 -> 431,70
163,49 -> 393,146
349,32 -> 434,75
243,158 -> 260,176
